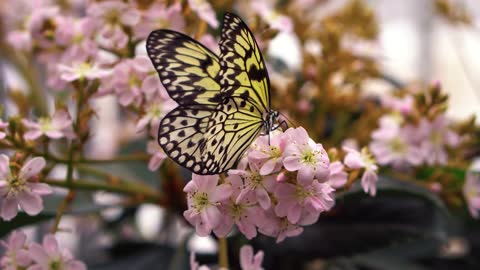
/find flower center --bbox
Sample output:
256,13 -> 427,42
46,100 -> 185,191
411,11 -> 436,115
192,192 -> 210,210
389,137 -> 406,153
147,103 -> 162,118
300,149 -> 316,165
49,259 -> 63,270
74,62 -> 93,77
39,117 -> 53,132
105,9 -> 121,25
128,75 -> 141,88
270,146 -> 281,159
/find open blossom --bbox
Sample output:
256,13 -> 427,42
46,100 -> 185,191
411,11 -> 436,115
248,132 -> 287,175
258,208 -> 304,243
0,230 -> 32,270
55,17 -> 97,60
230,160 -> 276,210
188,0 -> 219,28
58,61 -> 112,82
28,234 -> 86,270
27,6 -> 62,49
283,127 -> 330,185
87,1 -> 140,49
370,115 -> 423,168
214,175 -> 262,239
109,56 -> 160,107
183,174 -> 233,236
0,119 -> 8,140
344,147 -> 379,196
135,94 -> 176,132
463,161 -> 480,219
275,179 -> 335,224
239,245 -> 264,270
0,155 -> 52,221
22,110 -> 75,141
134,3 -> 185,39
417,115 -> 460,165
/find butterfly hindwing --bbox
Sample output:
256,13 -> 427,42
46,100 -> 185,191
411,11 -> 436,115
147,30 -> 222,106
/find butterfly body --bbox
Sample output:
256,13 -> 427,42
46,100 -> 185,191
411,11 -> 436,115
147,13 -> 276,175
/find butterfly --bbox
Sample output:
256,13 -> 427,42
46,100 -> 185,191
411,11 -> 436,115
146,12 -> 278,175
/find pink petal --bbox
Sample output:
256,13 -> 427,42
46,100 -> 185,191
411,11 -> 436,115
45,130 -> 64,139
283,156 -> 301,171
43,235 -> 60,257
28,243 -> 49,265
1,196 -> 19,221
255,188 -> 271,210
28,183 -> 52,195
260,159 -> 277,175
287,204 -> 302,224
24,130 -> 43,141
211,184 -> 232,202
201,205 -> 221,229
240,245 -> 253,269
297,166 -> 314,185
18,191 -> 43,215
19,157 -> 45,180
0,154 -> 10,179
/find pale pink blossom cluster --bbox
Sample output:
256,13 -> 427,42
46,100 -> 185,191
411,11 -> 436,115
0,155 -> 52,221
190,245 -> 263,270
183,127 -> 349,242
370,95 -> 460,169
0,230 -> 86,270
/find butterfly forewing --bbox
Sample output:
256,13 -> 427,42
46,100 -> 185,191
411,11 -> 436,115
147,30 -> 222,106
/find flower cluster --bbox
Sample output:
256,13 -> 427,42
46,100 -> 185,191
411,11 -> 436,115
184,127 -> 354,242
0,155 -> 51,221
0,230 -> 86,270
370,94 -> 460,169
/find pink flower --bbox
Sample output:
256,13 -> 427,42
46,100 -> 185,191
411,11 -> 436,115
134,3 -> 185,39
328,161 -> 348,188
248,132 -> 287,175
344,147 -> 379,196
283,127 -> 330,185
58,61 -> 112,82
0,231 -> 32,270
22,110 -> 75,141
188,0 -> 219,28
27,6 -> 61,49
0,120 -> 8,140
229,161 -> 277,210
214,175 -> 261,239
146,139 -> 167,171
0,155 -> 52,221
463,162 -> 480,219
258,208 -> 304,243
87,1 -> 140,49
183,174 -> 233,236
135,94 -> 176,132
251,0 -> 293,32
274,180 -> 335,224
382,95 -> 414,115
28,234 -> 86,270
110,56 -> 157,107
239,245 -> 264,270
370,116 -> 423,168
418,115 -> 460,165
55,17 -> 98,60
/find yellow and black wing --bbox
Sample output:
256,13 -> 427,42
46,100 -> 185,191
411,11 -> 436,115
195,12 -> 272,173
146,13 -> 272,175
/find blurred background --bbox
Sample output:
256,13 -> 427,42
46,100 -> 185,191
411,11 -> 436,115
0,0 -> 479,269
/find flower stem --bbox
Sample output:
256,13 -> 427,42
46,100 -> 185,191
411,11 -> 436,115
50,190 -> 75,233
218,237 -> 229,269
43,178 -> 162,203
